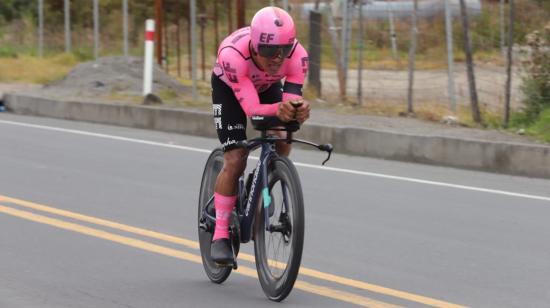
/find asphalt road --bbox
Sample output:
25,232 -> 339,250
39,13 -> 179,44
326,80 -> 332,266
1,113 -> 550,308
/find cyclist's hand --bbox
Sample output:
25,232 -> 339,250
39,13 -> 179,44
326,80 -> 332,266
277,101 -> 296,122
294,99 -> 310,124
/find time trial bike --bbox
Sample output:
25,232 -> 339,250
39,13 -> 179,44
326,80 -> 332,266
198,116 -> 332,301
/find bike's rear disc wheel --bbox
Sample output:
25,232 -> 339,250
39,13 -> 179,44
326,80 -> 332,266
254,157 -> 304,302
198,148 -> 232,283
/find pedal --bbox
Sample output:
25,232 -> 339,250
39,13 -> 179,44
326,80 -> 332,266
199,221 -> 210,232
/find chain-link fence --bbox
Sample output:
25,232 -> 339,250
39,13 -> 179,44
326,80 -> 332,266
1,0 -> 549,120
294,0 -> 547,116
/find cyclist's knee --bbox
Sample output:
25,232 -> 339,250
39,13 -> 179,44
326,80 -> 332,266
276,140 -> 291,156
222,148 -> 248,178
269,130 -> 291,156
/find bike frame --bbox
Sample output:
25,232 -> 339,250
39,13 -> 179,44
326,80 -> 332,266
201,134 -> 289,244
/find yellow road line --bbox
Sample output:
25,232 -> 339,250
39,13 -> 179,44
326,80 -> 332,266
0,195 -> 199,249
0,194 -> 465,307
0,204 -> 398,308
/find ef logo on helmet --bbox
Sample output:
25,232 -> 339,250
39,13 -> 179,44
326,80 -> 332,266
259,33 -> 275,43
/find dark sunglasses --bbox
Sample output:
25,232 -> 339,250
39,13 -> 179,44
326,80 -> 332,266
257,44 -> 294,59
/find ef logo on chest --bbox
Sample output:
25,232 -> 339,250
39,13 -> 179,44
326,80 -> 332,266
259,33 -> 275,43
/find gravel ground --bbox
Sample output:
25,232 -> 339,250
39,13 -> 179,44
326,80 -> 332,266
48,56 -> 189,97
320,64 -> 524,111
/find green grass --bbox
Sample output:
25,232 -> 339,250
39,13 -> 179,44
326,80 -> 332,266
0,53 -> 79,83
0,45 -> 18,58
524,108 -> 550,142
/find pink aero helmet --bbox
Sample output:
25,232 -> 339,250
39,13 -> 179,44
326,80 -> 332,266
250,7 -> 296,54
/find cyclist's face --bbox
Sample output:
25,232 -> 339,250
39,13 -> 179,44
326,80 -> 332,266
256,52 -> 285,75
253,43 -> 292,75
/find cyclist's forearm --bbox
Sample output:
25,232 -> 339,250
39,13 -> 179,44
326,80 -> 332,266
241,101 -> 279,117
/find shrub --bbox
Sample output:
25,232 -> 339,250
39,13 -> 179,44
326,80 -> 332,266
519,22 -> 550,122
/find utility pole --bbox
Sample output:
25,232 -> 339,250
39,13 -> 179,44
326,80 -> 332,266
459,0 -> 482,124
407,0 -> 418,115
64,0 -> 71,53
236,0 -> 245,29
155,0 -> 164,66
445,0 -> 457,113
504,0 -> 514,127
228,0 -> 233,34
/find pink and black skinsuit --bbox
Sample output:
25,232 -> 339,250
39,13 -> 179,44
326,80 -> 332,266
211,26 -> 309,152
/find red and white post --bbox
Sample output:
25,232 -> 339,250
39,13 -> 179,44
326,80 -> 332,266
143,19 -> 155,96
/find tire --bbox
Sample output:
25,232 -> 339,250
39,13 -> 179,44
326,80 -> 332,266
198,148 -> 232,283
254,156 -> 305,301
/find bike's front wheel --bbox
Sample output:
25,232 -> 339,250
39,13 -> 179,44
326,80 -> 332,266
254,156 -> 304,302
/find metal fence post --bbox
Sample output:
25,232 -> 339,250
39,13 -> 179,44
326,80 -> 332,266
357,0 -> 364,105
445,0 -> 457,113
407,0 -> 418,114
38,0 -> 44,58
500,0 -> 506,57
191,0 -> 198,100
123,0 -> 128,57
309,10 -> 322,97
155,0 -> 164,66
459,0 -> 482,124
64,0 -> 71,53
325,1 -> 346,99
93,0 -> 99,59
176,0 -> 182,77
341,0 -> 350,90
504,0 -> 514,126
387,0 -> 398,60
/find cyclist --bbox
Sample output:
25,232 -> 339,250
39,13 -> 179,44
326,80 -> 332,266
210,6 -> 309,265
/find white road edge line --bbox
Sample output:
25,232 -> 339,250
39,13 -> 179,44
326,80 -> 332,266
2,119 -> 549,202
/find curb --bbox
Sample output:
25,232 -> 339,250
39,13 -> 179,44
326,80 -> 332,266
4,93 -> 550,179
